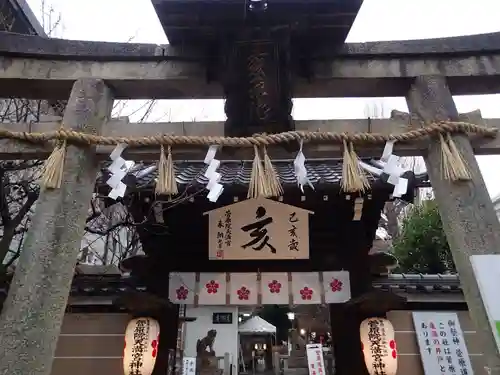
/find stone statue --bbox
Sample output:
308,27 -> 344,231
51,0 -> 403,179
196,329 -> 218,372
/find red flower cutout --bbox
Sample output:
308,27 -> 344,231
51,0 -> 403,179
205,280 -> 220,294
176,286 -> 189,300
237,286 -> 251,300
330,278 -> 343,292
389,340 -> 397,359
151,333 -> 159,358
300,287 -> 313,300
268,280 -> 282,294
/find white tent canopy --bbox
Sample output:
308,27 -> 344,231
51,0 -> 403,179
238,316 -> 276,335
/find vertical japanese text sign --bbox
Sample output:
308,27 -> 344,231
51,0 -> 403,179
413,312 -> 474,375
306,344 -> 326,375
205,197 -> 313,260
183,357 -> 196,375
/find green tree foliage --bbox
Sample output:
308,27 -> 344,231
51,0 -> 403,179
258,305 -> 292,342
393,200 -> 456,274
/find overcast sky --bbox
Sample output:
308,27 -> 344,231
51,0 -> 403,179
25,0 -> 500,198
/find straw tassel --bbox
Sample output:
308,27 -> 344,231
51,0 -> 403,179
156,145 -> 178,196
439,133 -> 471,182
41,140 -> 67,189
262,146 -> 283,198
446,133 -> 471,181
341,140 -> 370,193
248,145 -> 269,199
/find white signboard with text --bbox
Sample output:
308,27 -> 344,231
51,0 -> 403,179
470,255 -> 500,353
413,312 -> 473,375
183,357 -> 196,375
205,198 -> 313,260
306,344 -> 326,375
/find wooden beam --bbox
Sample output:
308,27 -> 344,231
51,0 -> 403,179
0,115 -> 498,161
0,78 -> 114,375
2,53 -> 500,99
406,75 -> 500,375
3,32 -> 500,99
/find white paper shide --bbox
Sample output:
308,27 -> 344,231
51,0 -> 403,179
107,143 -> 135,200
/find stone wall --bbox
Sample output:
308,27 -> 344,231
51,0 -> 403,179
51,313 -> 129,375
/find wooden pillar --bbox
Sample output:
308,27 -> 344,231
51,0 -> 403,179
406,75 -> 500,375
0,78 -> 113,375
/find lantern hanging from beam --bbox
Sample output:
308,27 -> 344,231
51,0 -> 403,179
360,317 -> 397,375
124,317 -> 160,375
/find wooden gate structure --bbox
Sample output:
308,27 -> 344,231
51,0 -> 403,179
2,1 -> 500,374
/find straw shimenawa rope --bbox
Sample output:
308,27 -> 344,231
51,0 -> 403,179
7,120 -> 495,191
1,121 -> 495,147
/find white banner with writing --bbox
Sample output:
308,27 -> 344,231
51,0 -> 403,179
306,344 -> 326,375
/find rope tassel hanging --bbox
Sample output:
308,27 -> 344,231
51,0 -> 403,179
445,133 -> 471,181
262,146 -> 283,198
41,140 -> 67,189
156,145 -> 178,196
341,139 -> 370,193
439,133 -> 471,182
248,145 -> 269,199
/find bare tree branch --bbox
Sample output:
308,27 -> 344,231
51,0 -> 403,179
0,3 -> 148,274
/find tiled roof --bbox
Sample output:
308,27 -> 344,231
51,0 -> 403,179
65,273 -> 461,297
373,274 -> 461,293
13,273 -> 464,297
98,159 -> 429,190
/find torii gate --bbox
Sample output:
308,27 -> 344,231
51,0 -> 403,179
1,24 -> 500,375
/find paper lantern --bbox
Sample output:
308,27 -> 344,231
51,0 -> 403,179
123,317 -> 160,375
360,318 -> 397,375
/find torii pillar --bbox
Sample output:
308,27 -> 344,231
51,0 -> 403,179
406,75 -> 500,375
0,78 -> 113,375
